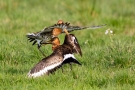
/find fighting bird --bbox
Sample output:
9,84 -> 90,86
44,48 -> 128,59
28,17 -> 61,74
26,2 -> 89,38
26,20 -> 106,56
27,34 -> 82,78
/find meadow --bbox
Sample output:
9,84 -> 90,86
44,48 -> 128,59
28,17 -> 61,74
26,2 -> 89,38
0,0 -> 135,90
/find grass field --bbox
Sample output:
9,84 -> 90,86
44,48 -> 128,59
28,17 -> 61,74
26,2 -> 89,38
0,0 -> 135,90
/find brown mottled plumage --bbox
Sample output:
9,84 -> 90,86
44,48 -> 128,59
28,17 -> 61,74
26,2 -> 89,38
26,20 -> 106,56
27,34 -> 82,78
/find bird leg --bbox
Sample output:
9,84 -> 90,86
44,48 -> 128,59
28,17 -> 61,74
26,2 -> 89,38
57,64 -> 64,73
38,45 -> 46,57
38,41 -> 54,57
69,63 -> 72,71
61,66 -> 64,73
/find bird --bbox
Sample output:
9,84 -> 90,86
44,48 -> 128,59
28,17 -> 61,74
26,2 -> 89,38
27,34 -> 82,78
26,20 -> 106,56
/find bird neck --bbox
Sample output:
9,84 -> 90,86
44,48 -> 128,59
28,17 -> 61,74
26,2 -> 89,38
52,44 -> 60,51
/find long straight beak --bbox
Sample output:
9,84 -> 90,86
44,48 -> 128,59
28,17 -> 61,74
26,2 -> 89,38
64,28 -> 69,35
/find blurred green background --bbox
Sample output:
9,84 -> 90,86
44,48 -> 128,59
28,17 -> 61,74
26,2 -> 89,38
0,0 -> 135,90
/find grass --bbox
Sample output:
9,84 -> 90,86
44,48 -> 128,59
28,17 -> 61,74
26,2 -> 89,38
0,0 -> 135,90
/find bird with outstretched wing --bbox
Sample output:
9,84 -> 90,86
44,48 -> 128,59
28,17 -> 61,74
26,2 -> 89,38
26,20 -> 106,56
27,34 -> 82,78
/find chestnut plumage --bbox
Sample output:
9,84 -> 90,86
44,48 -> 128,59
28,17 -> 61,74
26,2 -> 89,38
26,20 -> 105,56
27,34 -> 82,78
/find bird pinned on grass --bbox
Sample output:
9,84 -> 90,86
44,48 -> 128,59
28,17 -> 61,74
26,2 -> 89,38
27,34 -> 82,78
26,20 -> 106,57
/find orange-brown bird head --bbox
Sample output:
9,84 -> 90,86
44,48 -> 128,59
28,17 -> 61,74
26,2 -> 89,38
64,34 -> 82,56
52,20 -> 70,37
51,37 -> 60,51
57,20 -> 64,24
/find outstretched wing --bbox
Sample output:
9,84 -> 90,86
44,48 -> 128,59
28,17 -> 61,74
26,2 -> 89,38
27,53 -> 63,78
64,34 -> 82,56
27,53 -> 81,78
46,54 -> 81,75
39,22 -> 70,34
65,24 -> 107,32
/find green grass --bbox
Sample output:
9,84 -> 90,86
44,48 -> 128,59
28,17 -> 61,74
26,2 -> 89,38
0,0 -> 135,90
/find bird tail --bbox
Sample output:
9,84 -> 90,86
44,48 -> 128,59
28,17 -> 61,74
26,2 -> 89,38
26,33 -> 37,45
63,54 -> 81,65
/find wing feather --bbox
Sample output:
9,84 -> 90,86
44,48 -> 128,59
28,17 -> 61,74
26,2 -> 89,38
64,24 -> 106,32
27,53 -> 63,78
